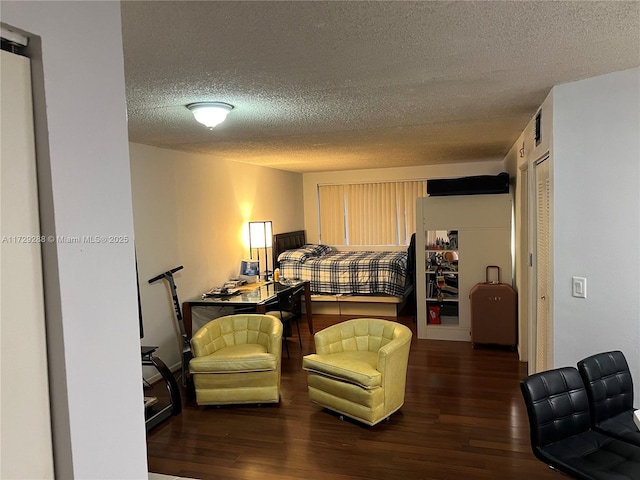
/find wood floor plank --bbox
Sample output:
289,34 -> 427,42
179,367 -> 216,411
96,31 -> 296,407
146,312 -> 561,479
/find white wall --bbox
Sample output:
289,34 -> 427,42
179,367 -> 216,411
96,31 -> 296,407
552,67 -> 640,403
1,2 -> 147,478
130,143 -> 304,372
303,161 -> 506,243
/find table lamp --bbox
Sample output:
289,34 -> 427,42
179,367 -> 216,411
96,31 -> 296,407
249,221 -> 273,281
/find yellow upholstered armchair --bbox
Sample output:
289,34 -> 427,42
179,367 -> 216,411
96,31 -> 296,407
189,314 -> 282,406
302,318 -> 412,426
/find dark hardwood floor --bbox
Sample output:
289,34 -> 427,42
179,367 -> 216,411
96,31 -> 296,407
145,310 -> 560,479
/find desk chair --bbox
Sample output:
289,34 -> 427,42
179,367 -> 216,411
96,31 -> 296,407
265,284 -> 304,358
520,367 -> 640,479
578,351 -> 640,447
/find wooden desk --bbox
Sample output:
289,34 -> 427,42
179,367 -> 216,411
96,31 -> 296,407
182,280 -> 312,338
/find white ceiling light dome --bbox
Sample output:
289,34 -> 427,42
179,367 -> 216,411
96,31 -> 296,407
186,102 -> 234,129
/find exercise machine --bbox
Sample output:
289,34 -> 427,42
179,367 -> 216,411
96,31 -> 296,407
148,265 -> 193,391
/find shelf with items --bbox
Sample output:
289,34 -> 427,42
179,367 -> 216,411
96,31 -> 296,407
425,282 -> 459,301
425,250 -> 458,268
425,298 -> 459,326
423,235 -> 460,327
415,218 -> 465,334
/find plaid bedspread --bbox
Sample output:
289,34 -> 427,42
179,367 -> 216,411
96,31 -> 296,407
280,250 -> 408,296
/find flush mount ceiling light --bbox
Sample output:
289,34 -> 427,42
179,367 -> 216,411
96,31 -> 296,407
186,102 -> 234,129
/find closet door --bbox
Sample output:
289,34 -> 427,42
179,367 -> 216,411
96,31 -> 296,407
534,157 -> 552,373
0,48 -> 55,479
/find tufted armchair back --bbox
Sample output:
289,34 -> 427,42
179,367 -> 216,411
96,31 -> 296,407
313,318 -> 404,355
577,350 -> 634,426
191,314 -> 280,358
520,367 -> 591,449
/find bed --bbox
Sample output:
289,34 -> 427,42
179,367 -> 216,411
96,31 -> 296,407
272,230 -> 414,298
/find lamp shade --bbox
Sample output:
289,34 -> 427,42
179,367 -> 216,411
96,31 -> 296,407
249,221 -> 272,248
186,102 -> 233,129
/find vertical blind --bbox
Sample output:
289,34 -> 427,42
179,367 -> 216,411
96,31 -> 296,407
318,184 -> 345,246
319,180 -> 426,246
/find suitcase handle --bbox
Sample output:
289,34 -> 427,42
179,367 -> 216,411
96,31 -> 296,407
486,265 -> 501,283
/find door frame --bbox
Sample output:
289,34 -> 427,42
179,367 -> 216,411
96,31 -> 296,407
517,161 -> 529,363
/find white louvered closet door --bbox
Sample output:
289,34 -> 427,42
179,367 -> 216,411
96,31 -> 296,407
1,48 -> 55,479
535,157 -> 552,372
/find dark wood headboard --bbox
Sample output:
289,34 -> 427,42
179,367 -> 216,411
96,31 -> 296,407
272,230 -> 306,268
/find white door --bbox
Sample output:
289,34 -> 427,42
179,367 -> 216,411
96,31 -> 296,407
533,156 -> 552,373
0,48 -> 55,479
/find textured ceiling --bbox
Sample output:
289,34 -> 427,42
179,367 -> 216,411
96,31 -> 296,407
121,1 -> 640,173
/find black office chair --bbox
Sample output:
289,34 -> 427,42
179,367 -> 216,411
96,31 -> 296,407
265,285 -> 303,358
520,366 -> 640,479
578,351 -> 640,447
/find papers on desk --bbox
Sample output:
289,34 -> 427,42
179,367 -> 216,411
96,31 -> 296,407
202,287 -> 240,298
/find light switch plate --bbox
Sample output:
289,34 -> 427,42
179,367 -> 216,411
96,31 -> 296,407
572,276 -> 587,298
